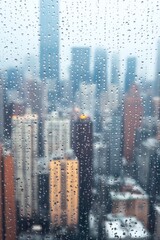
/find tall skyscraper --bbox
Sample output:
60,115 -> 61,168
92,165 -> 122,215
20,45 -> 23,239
50,151 -> 79,230
40,0 -> 59,90
12,110 -> 38,218
0,146 -> 16,240
70,47 -> 90,100
0,75 -> 4,142
154,40 -> 160,97
44,112 -> 71,161
123,84 -> 143,162
6,67 -> 20,90
93,48 -> 107,94
72,114 -> 93,237
109,108 -> 123,177
125,57 -> 137,93
111,53 -> 119,84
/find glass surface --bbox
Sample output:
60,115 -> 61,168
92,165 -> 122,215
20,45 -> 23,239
0,0 -> 160,239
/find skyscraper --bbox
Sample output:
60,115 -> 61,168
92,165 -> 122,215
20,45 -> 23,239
12,110 -> 38,218
93,48 -> 107,94
50,152 -> 79,230
111,53 -> 119,84
40,0 -> 59,85
72,114 -> 93,237
70,47 -> 90,100
109,108 -> 123,176
125,57 -> 137,93
0,75 -> 4,142
44,112 -> 71,161
123,84 -> 143,162
154,40 -> 160,97
0,146 -> 16,240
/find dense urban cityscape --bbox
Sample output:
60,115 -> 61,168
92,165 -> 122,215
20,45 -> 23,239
0,0 -> 160,239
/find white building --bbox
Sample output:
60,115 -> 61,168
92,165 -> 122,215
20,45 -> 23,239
12,110 -> 38,218
44,112 -> 71,161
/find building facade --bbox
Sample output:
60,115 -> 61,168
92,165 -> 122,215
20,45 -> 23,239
50,155 -> 79,229
12,111 -> 38,218
70,47 -> 90,100
72,114 -> 93,237
44,112 -> 71,161
123,84 -> 143,162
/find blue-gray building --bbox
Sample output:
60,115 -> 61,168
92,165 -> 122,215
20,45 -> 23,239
109,108 -> 123,177
124,57 -> 137,93
111,53 -> 119,85
70,47 -> 90,100
93,48 -> 107,94
40,0 -> 59,83
154,40 -> 160,97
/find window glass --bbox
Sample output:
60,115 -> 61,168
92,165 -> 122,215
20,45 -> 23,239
0,0 -> 160,239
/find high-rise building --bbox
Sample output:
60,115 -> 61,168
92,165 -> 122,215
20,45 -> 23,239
12,110 -> 38,218
44,112 -> 71,161
154,40 -> 160,97
109,108 -> 123,177
50,151 -> 79,230
72,114 -> 93,237
38,157 -> 49,229
124,57 -> 137,93
77,83 -> 96,120
6,67 -> 21,90
93,48 -> 107,94
70,47 -> 90,100
111,53 -> 119,85
40,0 -> 59,91
0,145 -> 16,240
123,84 -> 143,162
0,75 -> 4,142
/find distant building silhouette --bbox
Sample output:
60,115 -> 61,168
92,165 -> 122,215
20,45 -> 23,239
70,47 -> 90,101
123,84 -> 143,162
40,0 -> 60,103
111,53 -> 119,85
0,75 -> 4,142
124,57 -> 137,93
93,48 -> 107,94
6,67 -> 20,90
109,108 -> 123,176
154,40 -> 160,97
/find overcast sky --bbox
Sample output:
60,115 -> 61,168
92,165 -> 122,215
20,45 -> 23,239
0,0 -> 160,81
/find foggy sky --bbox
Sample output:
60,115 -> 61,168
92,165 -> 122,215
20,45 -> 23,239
0,0 -> 160,81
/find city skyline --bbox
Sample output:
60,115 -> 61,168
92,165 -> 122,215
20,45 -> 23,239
0,0 -> 160,81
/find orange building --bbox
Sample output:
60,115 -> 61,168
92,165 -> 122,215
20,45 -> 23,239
0,145 -> 16,240
50,154 -> 79,230
123,84 -> 143,162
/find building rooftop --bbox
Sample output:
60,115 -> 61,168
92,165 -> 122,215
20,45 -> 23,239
110,190 -> 148,201
105,220 -> 127,239
143,138 -> 159,149
104,216 -> 150,239
121,217 -> 150,239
